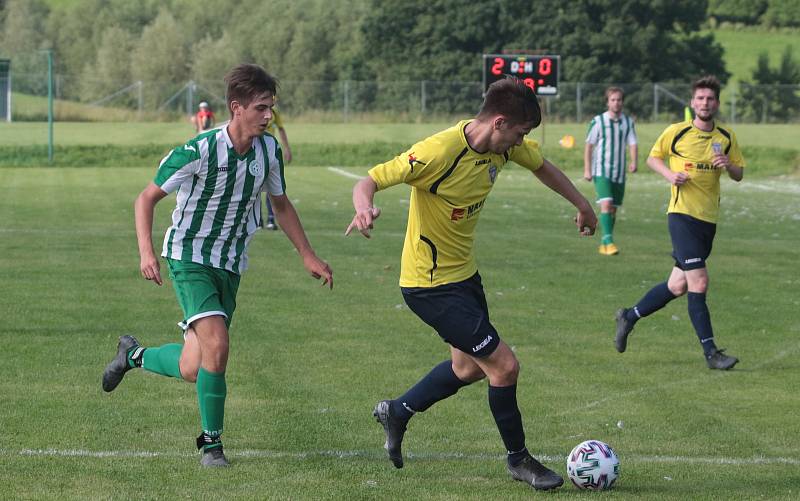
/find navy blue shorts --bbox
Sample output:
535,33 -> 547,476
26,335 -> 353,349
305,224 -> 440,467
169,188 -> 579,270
401,273 -> 500,358
668,213 -> 716,271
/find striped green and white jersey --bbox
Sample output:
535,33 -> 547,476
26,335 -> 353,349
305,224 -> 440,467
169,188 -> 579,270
586,112 -> 637,183
154,126 -> 285,274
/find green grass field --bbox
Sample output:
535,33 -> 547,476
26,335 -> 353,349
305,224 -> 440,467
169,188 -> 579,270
1,154 -> 799,498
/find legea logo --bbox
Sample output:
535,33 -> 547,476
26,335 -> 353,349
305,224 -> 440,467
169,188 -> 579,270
472,335 -> 493,352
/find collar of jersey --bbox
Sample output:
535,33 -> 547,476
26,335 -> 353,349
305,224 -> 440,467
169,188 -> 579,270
221,125 -> 255,161
460,119 -> 487,155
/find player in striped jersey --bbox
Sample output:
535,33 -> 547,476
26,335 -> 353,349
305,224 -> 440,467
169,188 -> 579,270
615,75 -> 744,370
101,64 -> 333,466
583,87 -> 638,255
346,78 -> 596,491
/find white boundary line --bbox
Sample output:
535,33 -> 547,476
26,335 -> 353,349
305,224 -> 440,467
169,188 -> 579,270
327,166 -> 364,180
7,448 -> 799,465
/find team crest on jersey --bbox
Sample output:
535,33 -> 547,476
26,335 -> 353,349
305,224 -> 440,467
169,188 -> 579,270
248,159 -> 263,177
488,165 -> 498,184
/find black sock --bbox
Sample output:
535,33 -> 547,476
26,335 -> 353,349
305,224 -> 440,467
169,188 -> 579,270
626,282 -> 677,323
391,360 -> 471,421
488,384 -> 526,465
687,292 -> 717,357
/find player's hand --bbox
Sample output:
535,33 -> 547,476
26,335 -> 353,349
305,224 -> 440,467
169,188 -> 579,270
628,162 -> 638,173
302,253 -> 333,289
583,171 -> 592,182
574,207 -> 597,236
140,253 -> 163,286
711,153 -> 729,170
345,207 -> 382,238
669,171 -> 689,186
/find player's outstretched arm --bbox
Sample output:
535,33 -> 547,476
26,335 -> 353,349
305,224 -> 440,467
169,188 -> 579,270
345,176 -> 381,238
534,159 -> 597,236
134,182 -> 168,285
647,155 -> 687,186
270,194 -> 333,289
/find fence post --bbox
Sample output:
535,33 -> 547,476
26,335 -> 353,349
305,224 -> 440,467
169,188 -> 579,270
343,80 -> 349,123
653,83 -> 659,122
730,86 -> 736,124
421,80 -> 427,114
576,82 -> 582,123
137,81 -> 143,119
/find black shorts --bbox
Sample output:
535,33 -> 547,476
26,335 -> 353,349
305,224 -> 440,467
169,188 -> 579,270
401,273 -> 500,358
668,213 -> 716,271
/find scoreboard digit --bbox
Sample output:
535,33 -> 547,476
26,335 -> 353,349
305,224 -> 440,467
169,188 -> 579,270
482,54 -> 560,96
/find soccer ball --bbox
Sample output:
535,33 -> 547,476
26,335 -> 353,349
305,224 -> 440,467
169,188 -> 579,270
566,439 -> 620,490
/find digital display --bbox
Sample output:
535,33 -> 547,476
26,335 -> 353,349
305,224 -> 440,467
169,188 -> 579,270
482,54 -> 560,95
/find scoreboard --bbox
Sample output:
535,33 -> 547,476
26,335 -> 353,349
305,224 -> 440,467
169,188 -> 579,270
482,54 -> 560,96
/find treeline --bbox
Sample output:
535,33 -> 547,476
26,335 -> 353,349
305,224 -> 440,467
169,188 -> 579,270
708,0 -> 800,27
0,0 -> 739,116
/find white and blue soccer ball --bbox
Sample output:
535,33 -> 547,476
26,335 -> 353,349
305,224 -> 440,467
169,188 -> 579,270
566,439 -> 620,490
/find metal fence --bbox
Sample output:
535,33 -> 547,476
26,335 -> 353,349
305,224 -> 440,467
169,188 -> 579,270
8,72 -> 800,124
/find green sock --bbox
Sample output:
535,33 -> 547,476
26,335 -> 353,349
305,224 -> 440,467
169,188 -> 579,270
600,212 -> 615,245
197,367 -> 226,449
141,344 -> 183,379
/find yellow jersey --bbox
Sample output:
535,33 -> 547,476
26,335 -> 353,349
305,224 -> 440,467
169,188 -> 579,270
650,120 -> 745,223
369,120 -> 544,288
267,108 -> 284,136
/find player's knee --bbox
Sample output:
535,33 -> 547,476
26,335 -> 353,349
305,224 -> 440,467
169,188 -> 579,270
452,362 -> 485,383
492,355 -> 520,385
180,362 -> 199,382
667,275 -> 688,296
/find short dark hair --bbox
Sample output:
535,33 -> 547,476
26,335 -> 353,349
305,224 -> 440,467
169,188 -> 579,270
477,77 -> 541,128
605,86 -> 624,100
224,64 -> 278,113
692,75 -> 721,100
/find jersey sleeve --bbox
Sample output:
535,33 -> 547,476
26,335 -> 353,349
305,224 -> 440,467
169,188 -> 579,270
154,141 -> 201,193
271,109 -> 284,129
507,138 -> 544,172
727,129 -> 745,168
585,117 -> 600,145
627,117 -> 638,145
260,135 -> 286,195
368,139 -> 444,190
649,125 -> 674,160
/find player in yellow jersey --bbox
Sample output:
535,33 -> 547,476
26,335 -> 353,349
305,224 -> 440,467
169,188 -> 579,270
615,75 -> 744,370
346,77 -> 597,491
264,106 -> 292,230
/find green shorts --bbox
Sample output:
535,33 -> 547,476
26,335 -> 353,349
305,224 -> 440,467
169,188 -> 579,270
167,258 -> 240,331
593,177 -> 626,207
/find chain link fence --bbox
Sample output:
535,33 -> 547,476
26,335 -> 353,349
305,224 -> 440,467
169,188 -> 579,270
7,70 -> 800,123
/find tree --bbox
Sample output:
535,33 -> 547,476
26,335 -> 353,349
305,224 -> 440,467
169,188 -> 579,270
79,26 -> 137,105
131,8 -> 190,110
740,46 -> 800,122
0,0 -> 51,95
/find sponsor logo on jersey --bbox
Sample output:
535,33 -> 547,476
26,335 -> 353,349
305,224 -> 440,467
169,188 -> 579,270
450,199 -> 486,222
451,208 -> 465,221
248,159 -> 263,176
408,153 -> 426,173
474,158 -> 490,166
472,334 -> 493,353
488,165 -> 498,184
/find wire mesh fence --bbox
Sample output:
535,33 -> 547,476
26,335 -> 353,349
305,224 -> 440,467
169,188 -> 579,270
7,71 -> 800,124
